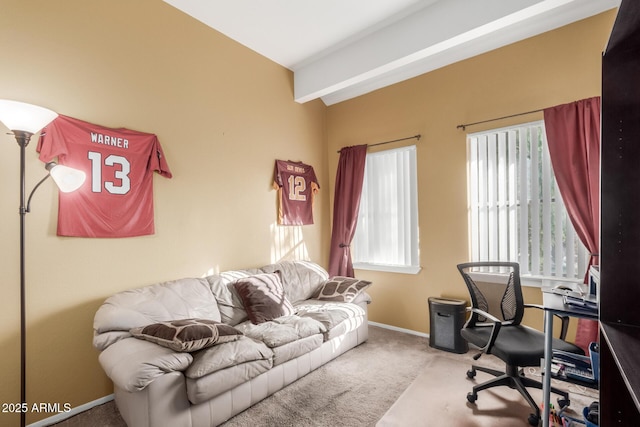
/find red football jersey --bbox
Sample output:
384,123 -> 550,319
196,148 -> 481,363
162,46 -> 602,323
37,115 -> 172,237
273,160 -> 319,225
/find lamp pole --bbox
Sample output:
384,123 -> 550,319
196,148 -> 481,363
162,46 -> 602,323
0,100 -> 85,427
16,130 -> 32,427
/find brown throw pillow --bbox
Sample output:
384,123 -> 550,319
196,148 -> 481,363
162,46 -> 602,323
313,276 -> 372,302
130,318 -> 242,352
233,272 -> 295,324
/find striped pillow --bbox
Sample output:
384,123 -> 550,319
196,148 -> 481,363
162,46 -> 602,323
130,318 -> 242,352
313,276 -> 372,303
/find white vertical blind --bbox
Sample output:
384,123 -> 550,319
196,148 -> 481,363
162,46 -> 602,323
353,145 -> 419,272
467,121 -> 588,280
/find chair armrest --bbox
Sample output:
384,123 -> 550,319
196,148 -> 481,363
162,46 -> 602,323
465,307 -> 502,355
99,337 -> 193,392
524,303 -> 570,340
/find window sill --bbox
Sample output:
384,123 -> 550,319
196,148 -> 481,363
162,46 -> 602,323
353,262 -> 421,275
468,271 -> 583,289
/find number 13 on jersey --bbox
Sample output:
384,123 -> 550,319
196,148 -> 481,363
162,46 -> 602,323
88,151 -> 131,194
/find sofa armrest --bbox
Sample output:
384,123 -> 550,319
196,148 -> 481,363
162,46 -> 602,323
99,337 -> 193,392
352,291 -> 372,305
94,331 -> 131,351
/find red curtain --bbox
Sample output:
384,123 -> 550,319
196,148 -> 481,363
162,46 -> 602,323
328,145 -> 367,277
543,96 -> 600,353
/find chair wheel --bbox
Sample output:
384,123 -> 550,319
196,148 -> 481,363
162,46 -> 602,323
528,413 -> 540,426
466,392 -> 477,403
466,369 -> 476,379
557,398 -> 570,409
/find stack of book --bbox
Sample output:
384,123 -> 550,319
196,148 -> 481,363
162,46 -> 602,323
563,295 -> 598,314
551,342 -> 599,385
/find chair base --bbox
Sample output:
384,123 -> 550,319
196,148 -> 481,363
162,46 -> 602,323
466,363 -> 569,426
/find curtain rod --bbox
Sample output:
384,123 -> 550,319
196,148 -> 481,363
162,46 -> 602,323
337,134 -> 421,153
456,108 -> 544,131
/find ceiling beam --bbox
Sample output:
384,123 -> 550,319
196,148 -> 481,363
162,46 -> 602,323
294,0 -> 619,105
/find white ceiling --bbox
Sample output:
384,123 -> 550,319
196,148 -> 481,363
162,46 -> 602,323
163,0 -> 620,105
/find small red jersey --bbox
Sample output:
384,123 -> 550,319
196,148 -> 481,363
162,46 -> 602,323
273,160 -> 319,225
37,115 -> 172,237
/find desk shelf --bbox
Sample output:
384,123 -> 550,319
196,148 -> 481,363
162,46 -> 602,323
599,323 -> 640,424
549,372 -> 598,391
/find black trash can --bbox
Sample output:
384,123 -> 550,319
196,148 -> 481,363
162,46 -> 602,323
428,297 -> 468,354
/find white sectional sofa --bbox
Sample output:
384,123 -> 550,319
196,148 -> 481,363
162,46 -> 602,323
93,260 -> 371,427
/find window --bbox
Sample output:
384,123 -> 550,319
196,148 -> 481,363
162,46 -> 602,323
353,145 -> 420,274
467,121 -> 588,284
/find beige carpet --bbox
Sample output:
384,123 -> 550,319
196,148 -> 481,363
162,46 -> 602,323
378,355 -> 597,427
52,326 -> 597,426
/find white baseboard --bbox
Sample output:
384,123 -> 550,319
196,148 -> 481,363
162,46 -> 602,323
28,394 -> 114,427
368,320 -> 429,338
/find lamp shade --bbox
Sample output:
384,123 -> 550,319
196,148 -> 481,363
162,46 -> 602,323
47,163 -> 86,193
0,99 -> 58,134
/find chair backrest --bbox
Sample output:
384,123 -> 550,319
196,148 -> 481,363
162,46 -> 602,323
457,262 -> 524,326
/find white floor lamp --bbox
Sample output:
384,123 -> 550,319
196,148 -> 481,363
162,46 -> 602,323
0,99 -> 86,427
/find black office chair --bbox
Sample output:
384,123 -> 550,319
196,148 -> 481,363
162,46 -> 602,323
457,262 -> 584,426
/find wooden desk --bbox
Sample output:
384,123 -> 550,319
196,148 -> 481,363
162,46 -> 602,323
541,290 -> 598,427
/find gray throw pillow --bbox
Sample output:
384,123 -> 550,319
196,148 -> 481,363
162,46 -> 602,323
233,272 -> 295,324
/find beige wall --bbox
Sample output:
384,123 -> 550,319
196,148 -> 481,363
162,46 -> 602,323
0,0 -> 327,424
326,11 -> 616,334
0,2 -> 618,424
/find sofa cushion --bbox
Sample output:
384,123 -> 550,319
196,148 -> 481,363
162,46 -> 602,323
206,274 -> 249,326
258,260 -> 329,304
186,336 -> 273,379
235,315 -> 326,348
94,277 -> 221,336
312,276 -> 372,303
186,359 -> 273,405
233,272 -> 295,324
130,319 -> 243,352
271,334 -> 323,366
321,312 -> 366,341
295,300 -> 366,333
